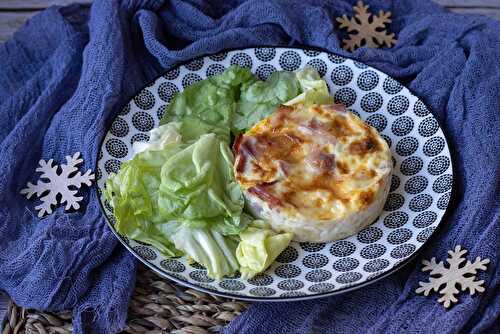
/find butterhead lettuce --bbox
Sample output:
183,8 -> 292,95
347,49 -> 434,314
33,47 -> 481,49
236,220 -> 293,279
159,65 -> 326,135
160,65 -> 256,141
158,132 -> 245,234
232,71 -> 301,132
104,138 -> 184,257
168,223 -> 240,279
104,121 -> 247,278
283,66 -> 333,106
132,122 -> 182,154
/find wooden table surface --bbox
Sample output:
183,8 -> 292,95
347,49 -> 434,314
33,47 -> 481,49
1,0 -> 499,327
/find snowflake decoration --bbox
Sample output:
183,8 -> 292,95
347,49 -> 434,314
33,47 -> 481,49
416,245 -> 490,308
21,152 -> 95,217
336,1 -> 396,51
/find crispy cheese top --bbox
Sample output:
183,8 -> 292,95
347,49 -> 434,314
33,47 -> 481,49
233,104 -> 392,221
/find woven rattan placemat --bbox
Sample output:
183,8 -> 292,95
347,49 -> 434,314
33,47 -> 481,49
1,266 -> 248,334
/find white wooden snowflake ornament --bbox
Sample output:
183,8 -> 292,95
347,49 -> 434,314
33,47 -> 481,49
21,152 -> 95,217
416,245 -> 489,308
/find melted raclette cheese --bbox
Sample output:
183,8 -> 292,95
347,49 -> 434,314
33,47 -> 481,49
233,104 -> 392,222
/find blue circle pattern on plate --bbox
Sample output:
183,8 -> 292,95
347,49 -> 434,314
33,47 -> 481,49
96,47 -> 453,300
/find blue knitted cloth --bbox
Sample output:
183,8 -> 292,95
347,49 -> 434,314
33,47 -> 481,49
0,1 -> 498,333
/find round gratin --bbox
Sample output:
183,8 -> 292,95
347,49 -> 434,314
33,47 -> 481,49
234,103 -> 392,242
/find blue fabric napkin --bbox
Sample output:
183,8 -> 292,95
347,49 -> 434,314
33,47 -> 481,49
0,0 -> 498,333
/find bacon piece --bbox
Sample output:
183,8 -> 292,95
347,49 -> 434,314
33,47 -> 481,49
298,125 -> 316,136
232,134 -> 244,154
277,160 -> 292,177
247,185 -> 282,207
235,155 -> 246,173
307,117 -> 323,130
298,123 -> 337,146
234,135 -> 252,173
306,150 -> 336,173
323,103 -> 347,113
236,136 -> 261,161
304,114 -> 354,139
234,138 -> 267,173
240,141 -> 256,157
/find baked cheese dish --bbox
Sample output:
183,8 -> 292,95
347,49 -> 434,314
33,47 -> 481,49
233,104 -> 392,242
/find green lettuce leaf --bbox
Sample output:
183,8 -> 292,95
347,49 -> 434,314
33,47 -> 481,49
283,66 -> 333,106
132,122 -> 182,154
104,145 -> 185,257
236,220 -> 293,279
166,223 -> 240,279
158,132 -> 245,234
159,65 -> 332,136
104,121 -> 247,261
233,71 -> 301,132
160,65 -> 256,142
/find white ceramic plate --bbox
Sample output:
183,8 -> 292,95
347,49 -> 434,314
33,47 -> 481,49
96,47 -> 453,301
